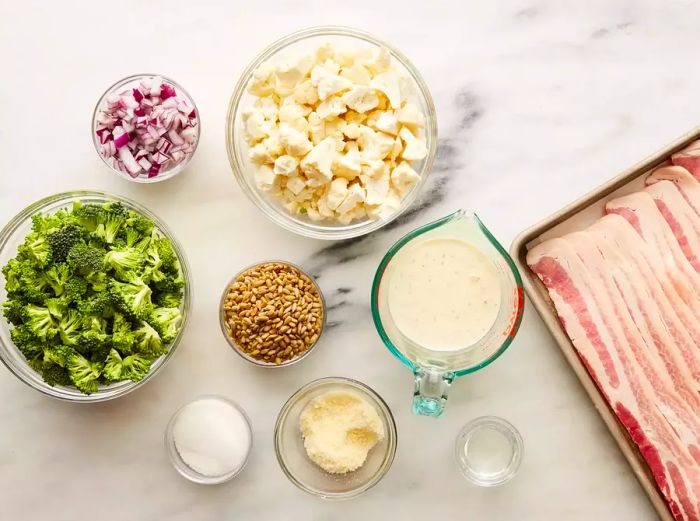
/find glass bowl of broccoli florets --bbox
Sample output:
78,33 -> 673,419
0,191 -> 191,401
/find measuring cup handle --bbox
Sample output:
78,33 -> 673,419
412,368 -> 454,417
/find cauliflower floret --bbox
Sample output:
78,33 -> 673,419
358,126 -> 395,160
336,183 -> 366,215
340,63 -> 372,85
367,110 -> 399,136
293,79 -> 319,105
343,86 -> 380,113
363,173 -> 390,206
249,143 -> 275,164
300,137 -> 336,182
286,175 -> 307,195
247,62 -> 277,96
273,155 -> 299,177
275,54 -> 314,90
279,123 -> 313,156
316,96 -> 347,120
326,177 -> 349,210
317,74 -> 353,101
397,103 -> 425,128
370,71 -> 402,109
333,148 -> 362,180
390,161 -> 421,195
398,127 -> 427,161
254,165 -> 275,190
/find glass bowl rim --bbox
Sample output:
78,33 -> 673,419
91,73 -> 201,184
218,260 -> 326,368
273,376 -> 398,499
164,394 -> 253,484
225,25 -> 438,240
0,190 -> 192,402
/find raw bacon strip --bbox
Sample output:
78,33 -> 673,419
590,216 -> 700,377
606,192 -> 700,306
645,181 -> 700,272
583,219 -> 700,394
672,140 -> 700,181
647,166 -> 700,217
528,239 -> 700,520
565,229 -> 700,455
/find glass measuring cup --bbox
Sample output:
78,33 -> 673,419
371,210 -> 524,417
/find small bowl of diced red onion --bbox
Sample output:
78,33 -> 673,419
92,74 -> 200,183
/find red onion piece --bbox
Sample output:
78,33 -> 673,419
113,133 -> 129,149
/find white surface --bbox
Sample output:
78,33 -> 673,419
0,0 -> 692,519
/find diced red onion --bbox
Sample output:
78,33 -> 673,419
160,83 -> 176,100
113,133 -> 129,149
118,146 -> 142,177
96,76 -> 198,178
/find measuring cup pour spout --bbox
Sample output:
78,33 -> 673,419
372,210 -> 525,417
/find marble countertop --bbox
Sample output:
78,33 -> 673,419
1,0 -> 695,519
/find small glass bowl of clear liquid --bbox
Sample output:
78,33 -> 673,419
455,416 -> 523,486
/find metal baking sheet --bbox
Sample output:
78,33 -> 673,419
510,127 -> 700,521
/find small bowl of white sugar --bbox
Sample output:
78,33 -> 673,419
165,395 -> 253,484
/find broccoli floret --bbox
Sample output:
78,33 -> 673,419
75,330 -> 108,354
22,304 -> 58,340
153,273 -> 185,293
44,263 -> 71,296
3,298 -> 25,326
58,309 -> 83,345
17,265 -> 51,304
83,315 -> 107,334
10,325 -> 44,359
124,212 -> 155,237
17,233 -> 51,267
66,352 -> 102,394
45,297 -> 67,319
112,312 -> 135,353
110,278 -> 152,319
46,224 -> 84,264
85,271 -> 108,292
103,247 -> 145,279
133,321 -> 164,356
67,242 -> 105,274
103,348 -> 124,381
70,202 -> 104,232
64,277 -> 88,303
30,211 -> 65,235
2,258 -> 23,293
92,205 -> 126,245
153,291 -> 182,308
149,307 -> 182,343
154,238 -> 178,273
43,345 -> 75,367
122,353 -> 152,382
77,292 -> 115,318
41,361 -> 72,387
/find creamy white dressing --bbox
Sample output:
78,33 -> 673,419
386,237 -> 501,351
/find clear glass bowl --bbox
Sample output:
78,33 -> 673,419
454,416 -> 523,487
165,395 -> 253,485
219,261 -> 326,368
92,73 -> 200,183
226,26 -> 438,240
274,377 -> 397,499
0,191 -> 191,402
